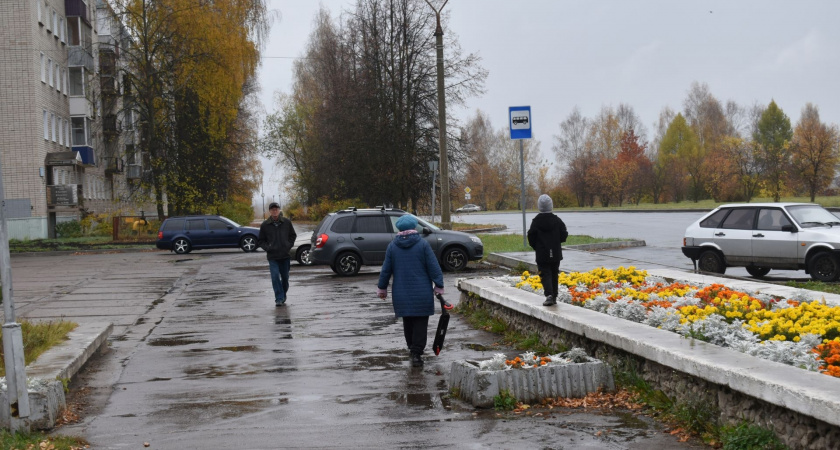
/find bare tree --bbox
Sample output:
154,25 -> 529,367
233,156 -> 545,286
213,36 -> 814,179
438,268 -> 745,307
552,107 -> 590,206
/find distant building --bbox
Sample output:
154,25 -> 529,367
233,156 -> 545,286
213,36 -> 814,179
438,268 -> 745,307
0,0 -> 151,239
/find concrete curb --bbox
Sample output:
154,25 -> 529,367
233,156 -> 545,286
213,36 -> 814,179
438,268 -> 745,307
0,322 -> 112,430
456,277 -> 840,429
11,247 -> 155,258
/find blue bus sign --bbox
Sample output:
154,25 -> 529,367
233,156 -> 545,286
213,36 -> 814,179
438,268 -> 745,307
509,106 -> 532,140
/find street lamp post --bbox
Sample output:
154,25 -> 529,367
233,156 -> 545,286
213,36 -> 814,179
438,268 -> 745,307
424,0 -> 451,230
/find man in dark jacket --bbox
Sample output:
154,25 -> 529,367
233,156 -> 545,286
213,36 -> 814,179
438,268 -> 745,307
527,194 -> 568,306
258,202 -> 297,306
377,214 -> 445,367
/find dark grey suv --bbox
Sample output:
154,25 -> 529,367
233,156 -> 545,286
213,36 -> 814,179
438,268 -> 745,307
309,207 -> 483,276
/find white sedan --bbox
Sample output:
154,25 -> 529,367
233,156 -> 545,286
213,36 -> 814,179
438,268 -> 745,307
456,204 -> 482,213
291,231 -> 314,265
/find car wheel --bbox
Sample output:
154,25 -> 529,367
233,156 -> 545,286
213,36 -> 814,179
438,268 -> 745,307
296,245 -> 312,265
746,266 -> 771,278
441,247 -> 468,272
173,238 -> 191,255
809,252 -> 840,282
240,235 -> 258,252
334,251 -> 361,276
697,250 -> 725,274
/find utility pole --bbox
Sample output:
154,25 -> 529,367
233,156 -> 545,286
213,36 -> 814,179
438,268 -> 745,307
425,0 -> 451,229
0,158 -> 30,433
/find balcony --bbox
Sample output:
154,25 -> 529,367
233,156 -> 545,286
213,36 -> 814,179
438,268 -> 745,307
103,116 -> 121,135
68,46 -> 94,71
64,0 -> 90,26
72,146 -> 96,166
126,164 -> 142,180
104,157 -> 124,175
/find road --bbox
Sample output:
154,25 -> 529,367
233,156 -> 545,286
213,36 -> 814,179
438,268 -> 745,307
3,249 -> 705,449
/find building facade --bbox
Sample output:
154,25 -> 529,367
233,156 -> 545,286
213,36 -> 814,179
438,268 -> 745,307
0,0 -> 151,240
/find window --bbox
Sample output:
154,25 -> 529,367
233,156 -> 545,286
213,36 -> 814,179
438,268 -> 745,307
45,6 -> 51,32
63,69 -> 68,95
330,217 -> 354,233
37,0 -> 43,24
52,10 -> 58,36
208,219 -> 229,231
43,110 -> 49,139
700,209 -> 729,228
69,67 -> 83,95
58,116 -> 63,145
67,17 -> 80,45
59,17 -> 65,43
354,216 -> 389,233
47,58 -> 53,87
163,219 -> 185,232
51,112 -> 56,142
71,117 -> 87,146
65,120 -> 71,148
40,53 -> 45,83
55,65 -> 61,91
187,219 -> 206,231
721,209 -> 756,230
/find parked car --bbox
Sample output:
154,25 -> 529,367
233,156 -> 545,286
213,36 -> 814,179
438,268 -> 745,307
681,203 -> 840,281
309,207 -> 484,276
291,231 -> 313,265
456,204 -> 482,213
156,215 -> 260,254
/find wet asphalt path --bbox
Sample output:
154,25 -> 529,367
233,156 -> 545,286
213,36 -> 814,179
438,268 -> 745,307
29,249 -> 705,449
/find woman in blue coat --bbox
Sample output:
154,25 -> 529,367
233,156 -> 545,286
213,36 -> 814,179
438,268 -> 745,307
377,214 -> 445,367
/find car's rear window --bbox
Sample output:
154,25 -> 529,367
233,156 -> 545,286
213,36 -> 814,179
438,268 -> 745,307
330,216 -> 354,233
720,208 -> 755,230
699,209 -> 729,228
186,219 -> 206,231
354,216 -> 388,233
162,218 -> 184,232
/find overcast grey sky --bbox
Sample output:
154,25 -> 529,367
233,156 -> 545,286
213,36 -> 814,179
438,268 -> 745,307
256,0 -> 840,200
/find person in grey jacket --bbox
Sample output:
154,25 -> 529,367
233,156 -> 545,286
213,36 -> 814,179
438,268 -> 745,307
377,214 -> 445,367
258,202 -> 297,306
527,194 -> 568,306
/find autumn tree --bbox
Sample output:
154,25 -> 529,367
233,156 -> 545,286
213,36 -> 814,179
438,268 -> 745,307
754,100 -> 793,202
659,114 -> 702,202
263,1 -> 486,210
115,0 -> 269,218
790,103 -> 840,201
552,107 -> 591,206
648,106 -> 675,203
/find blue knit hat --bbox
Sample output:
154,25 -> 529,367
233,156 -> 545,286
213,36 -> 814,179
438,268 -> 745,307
395,214 -> 418,231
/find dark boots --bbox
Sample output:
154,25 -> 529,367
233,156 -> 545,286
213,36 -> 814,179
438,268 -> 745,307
411,353 -> 424,367
543,295 -> 557,306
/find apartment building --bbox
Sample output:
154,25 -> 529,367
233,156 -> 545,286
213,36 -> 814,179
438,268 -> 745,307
0,0 -> 149,240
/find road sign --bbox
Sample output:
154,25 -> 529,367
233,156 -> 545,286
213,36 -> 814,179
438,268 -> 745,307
464,187 -> 471,194
509,106 -> 532,140
465,193 -> 471,200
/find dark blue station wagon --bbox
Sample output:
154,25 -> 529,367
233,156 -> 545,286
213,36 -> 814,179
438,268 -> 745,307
156,215 -> 260,254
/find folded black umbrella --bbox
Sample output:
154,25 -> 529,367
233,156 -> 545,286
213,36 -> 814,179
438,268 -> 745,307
433,293 -> 453,356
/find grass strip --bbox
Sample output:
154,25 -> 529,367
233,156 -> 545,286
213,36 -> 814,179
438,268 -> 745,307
0,430 -> 88,449
0,320 -> 78,377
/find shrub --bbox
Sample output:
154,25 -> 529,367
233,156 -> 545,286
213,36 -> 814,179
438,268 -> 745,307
493,389 -> 517,411
307,197 -> 366,222
54,220 -> 82,238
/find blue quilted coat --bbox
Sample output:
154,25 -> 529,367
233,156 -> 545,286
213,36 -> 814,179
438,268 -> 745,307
378,232 -> 444,318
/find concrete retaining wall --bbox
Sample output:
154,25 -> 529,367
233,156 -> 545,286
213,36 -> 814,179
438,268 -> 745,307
457,277 -> 840,450
449,359 -> 615,408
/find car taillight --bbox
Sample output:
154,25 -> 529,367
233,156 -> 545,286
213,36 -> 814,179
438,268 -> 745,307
158,231 -> 163,239
315,233 -> 329,248
683,237 -> 686,246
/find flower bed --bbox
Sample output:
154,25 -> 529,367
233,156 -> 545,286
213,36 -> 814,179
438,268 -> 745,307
499,267 -> 840,378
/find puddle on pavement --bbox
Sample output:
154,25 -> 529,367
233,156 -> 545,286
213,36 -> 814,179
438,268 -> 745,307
354,354 -> 404,370
616,411 -> 652,430
463,343 -> 494,352
148,338 -> 209,346
231,266 -> 266,271
157,398 -> 288,423
183,365 -> 258,378
148,377 -> 172,382
216,345 -> 258,352
386,392 -> 451,410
